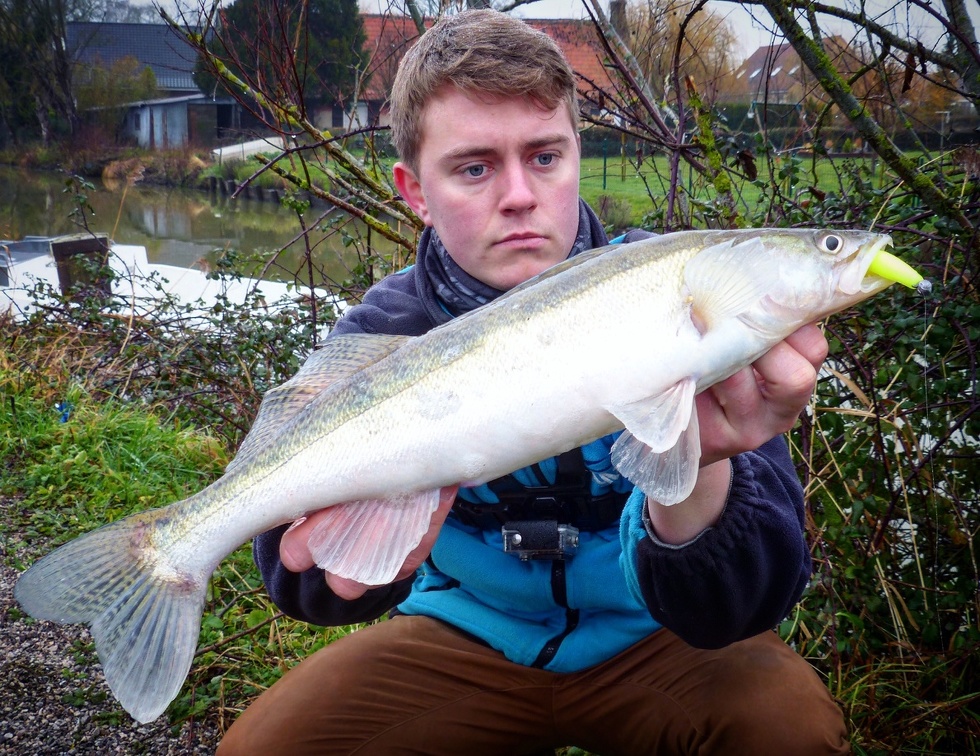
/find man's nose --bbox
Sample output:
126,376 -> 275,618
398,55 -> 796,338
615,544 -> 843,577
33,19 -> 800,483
499,163 -> 537,212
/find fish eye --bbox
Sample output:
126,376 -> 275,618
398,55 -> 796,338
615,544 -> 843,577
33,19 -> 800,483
817,233 -> 844,253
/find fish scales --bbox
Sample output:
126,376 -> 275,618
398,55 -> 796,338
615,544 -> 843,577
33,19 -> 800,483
179,232 -> 693,545
14,228 -> 929,724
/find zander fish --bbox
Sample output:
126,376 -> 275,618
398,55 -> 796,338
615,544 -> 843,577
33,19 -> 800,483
15,228 -> 928,723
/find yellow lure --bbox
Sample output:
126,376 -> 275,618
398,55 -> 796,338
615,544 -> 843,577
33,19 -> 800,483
868,250 -> 931,293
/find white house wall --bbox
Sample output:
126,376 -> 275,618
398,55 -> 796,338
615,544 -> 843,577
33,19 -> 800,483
149,104 -> 189,148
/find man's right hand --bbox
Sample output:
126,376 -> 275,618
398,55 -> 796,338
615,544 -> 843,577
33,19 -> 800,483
279,486 -> 459,600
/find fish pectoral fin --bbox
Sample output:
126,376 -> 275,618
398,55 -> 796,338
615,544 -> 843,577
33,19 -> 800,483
307,489 -> 441,586
228,334 -> 412,473
608,377 -> 696,453
684,237 -> 771,330
611,396 -> 702,506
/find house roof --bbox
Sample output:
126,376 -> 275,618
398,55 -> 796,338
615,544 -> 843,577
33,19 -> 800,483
66,22 -> 201,93
360,14 -> 431,103
731,37 -> 851,102
733,42 -> 801,101
525,18 -> 614,95
360,14 -> 615,106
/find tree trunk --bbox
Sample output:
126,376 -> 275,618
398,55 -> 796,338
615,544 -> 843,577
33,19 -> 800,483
942,0 -> 980,118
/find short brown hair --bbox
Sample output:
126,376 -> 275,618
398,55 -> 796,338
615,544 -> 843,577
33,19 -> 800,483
389,9 -> 579,172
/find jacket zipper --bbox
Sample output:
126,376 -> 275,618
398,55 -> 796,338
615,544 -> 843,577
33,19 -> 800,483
531,559 -> 579,668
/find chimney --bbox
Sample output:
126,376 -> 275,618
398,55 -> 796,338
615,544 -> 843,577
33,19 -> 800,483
609,0 -> 628,39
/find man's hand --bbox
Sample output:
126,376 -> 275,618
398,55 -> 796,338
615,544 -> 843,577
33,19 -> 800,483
648,323 -> 828,544
280,485 -> 459,600
696,322 -> 829,467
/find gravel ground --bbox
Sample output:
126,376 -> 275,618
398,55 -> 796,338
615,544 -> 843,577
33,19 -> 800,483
0,561 -> 220,755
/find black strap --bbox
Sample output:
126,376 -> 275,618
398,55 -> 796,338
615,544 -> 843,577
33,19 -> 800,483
452,449 -> 628,532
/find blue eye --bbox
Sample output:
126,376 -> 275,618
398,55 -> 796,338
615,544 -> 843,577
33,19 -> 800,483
465,165 -> 486,178
537,153 -> 555,166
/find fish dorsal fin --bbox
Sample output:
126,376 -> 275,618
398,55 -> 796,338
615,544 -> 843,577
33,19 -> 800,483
228,333 -> 410,473
684,237 -> 771,330
608,377 -> 701,506
306,489 -> 441,585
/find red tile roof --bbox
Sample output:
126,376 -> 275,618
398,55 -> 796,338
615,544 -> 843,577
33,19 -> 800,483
525,18 -> 616,95
360,14 -> 428,103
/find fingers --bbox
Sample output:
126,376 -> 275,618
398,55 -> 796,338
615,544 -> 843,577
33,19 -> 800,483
783,322 -> 830,371
752,343 -> 818,418
697,324 -> 829,464
279,515 -> 320,572
326,572 -> 374,601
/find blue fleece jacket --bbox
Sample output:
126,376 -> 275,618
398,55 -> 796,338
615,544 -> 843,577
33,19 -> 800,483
253,206 -> 811,667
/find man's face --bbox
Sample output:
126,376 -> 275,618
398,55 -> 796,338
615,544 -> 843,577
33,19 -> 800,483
393,86 -> 582,291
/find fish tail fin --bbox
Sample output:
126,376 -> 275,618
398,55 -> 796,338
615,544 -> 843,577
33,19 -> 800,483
14,512 -> 208,723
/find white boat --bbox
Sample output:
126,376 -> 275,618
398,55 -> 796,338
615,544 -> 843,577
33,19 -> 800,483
1,233 -> 335,324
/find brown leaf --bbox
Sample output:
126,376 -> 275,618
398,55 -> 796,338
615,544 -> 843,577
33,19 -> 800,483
902,51 -> 915,94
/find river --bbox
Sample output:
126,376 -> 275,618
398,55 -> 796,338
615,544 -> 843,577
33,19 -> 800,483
0,165 -> 401,287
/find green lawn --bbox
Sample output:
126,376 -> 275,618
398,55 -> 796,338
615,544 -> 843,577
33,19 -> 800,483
577,151 -> 887,229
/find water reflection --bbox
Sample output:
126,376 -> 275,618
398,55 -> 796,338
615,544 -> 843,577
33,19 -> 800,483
0,165 -> 400,285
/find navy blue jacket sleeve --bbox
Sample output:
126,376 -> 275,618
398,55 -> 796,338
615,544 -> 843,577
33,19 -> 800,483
621,436 -> 811,649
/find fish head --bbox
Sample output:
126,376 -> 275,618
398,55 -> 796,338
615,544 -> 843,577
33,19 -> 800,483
686,229 -> 927,335
772,229 -> 929,317
772,229 -> 891,309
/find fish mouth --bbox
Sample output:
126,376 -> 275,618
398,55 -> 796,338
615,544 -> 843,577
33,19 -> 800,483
841,235 -> 930,295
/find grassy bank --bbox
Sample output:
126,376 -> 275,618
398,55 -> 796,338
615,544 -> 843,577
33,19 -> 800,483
0,322 -> 365,735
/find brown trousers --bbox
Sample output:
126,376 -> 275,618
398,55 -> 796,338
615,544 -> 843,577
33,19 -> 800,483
217,615 -> 849,755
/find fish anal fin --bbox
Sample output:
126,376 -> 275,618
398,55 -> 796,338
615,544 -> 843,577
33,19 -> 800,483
611,409 -> 702,506
608,377 -> 696,454
229,334 -> 411,472
307,490 -> 441,586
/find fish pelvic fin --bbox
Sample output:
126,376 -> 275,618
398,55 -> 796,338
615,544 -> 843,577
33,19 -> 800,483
307,490 -> 441,585
608,377 -> 697,453
611,396 -> 702,507
14,513 -> 208,724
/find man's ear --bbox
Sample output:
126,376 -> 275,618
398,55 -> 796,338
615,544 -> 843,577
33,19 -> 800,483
393,162 -> 431,226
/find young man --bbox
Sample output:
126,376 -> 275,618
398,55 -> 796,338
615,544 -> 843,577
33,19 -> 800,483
218,10 -> 849,755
